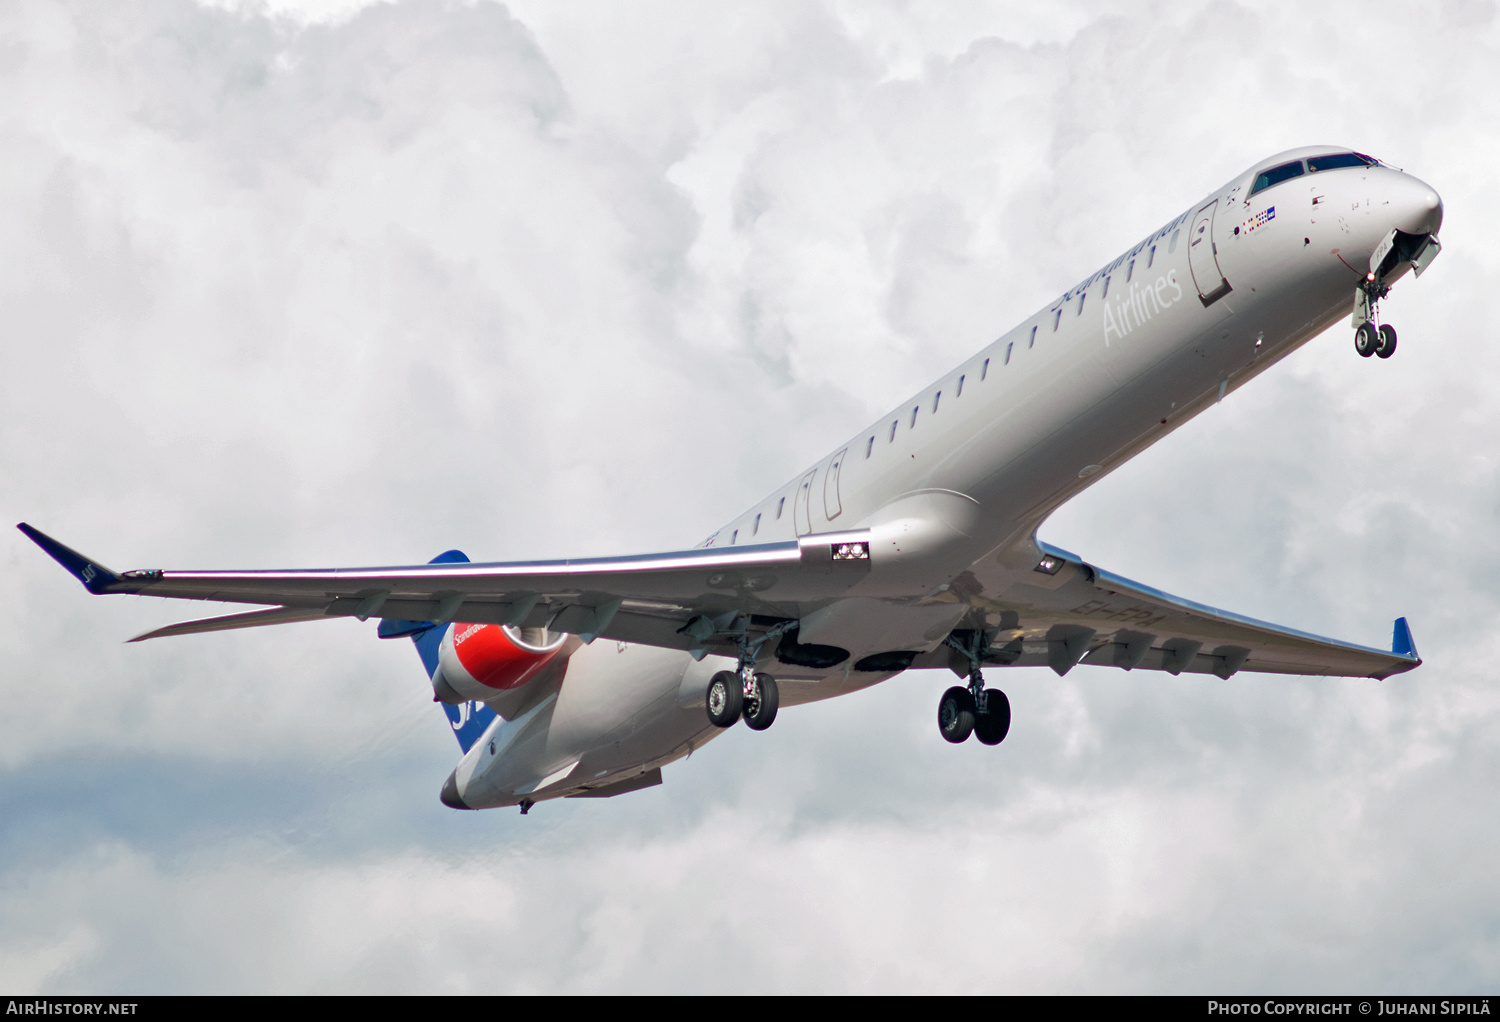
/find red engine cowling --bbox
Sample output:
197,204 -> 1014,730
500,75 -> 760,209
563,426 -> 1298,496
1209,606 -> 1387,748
433,623 -> 566,704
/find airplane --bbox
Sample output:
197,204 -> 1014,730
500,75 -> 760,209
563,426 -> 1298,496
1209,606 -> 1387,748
18,145 -> 1443,814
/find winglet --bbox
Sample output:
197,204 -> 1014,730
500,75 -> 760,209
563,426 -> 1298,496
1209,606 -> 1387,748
16,523 -> 124,594
1392,616 -> 1419,660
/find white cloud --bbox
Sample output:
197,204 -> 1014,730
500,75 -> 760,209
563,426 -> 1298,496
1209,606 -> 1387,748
2,0 -> 1499,993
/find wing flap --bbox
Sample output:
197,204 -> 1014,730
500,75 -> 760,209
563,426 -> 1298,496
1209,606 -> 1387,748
128,606 -> 334,642
960,543 -> 1422,681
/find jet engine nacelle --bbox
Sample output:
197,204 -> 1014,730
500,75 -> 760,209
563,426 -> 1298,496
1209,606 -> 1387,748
431,623 -> 567,705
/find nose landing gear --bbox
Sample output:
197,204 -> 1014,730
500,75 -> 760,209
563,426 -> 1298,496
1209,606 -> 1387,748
939,631 -> 1011,746
1351,227 -> 1441,359
1353,278 -> 1398,359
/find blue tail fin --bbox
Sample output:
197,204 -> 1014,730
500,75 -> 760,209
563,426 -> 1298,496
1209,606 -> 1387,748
376,549 -> 497,754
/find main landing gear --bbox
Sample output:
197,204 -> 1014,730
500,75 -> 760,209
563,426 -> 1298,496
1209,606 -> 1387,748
692,619 -> 788,732
706,664 -> 779,731
939,632 -> 1011,746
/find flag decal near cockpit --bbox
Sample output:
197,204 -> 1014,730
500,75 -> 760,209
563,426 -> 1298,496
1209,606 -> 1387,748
1241,206 -> 1276,235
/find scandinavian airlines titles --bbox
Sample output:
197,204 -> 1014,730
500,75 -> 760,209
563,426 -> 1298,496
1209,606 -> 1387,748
1102,270 -> 1183,346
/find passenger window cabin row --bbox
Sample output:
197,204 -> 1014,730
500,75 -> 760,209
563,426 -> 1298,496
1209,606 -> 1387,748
861,347 -> 1005,463
858,211 -> 1187,469
725,207 -> 1199,545
731,493 -> 786,544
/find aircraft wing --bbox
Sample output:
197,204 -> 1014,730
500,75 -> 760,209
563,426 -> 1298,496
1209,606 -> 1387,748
913,542 -> 1420,681
16,522 -> 873,654
19,524 -> 1419,680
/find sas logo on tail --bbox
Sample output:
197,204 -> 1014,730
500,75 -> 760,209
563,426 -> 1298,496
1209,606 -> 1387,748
449,701 -> 480,730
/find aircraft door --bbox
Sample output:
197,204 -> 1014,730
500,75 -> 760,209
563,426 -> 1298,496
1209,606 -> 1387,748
793,470 -> 816,536
1187,199 -> 1232,306
823,449 -> 847,521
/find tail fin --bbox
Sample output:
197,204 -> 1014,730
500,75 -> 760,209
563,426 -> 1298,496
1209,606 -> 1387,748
376,549 -> 497,753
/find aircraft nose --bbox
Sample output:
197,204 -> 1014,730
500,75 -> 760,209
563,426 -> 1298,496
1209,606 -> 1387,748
1393,174 -> 1443,236
440,769 -> 472,810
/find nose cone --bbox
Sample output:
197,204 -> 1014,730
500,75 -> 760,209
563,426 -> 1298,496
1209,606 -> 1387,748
440,769 -> 472,810
1394,173 -> 1443,235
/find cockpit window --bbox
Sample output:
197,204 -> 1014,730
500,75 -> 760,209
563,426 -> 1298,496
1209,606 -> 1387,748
1307,152 -> 1376,173
1250,160 -> 1305,196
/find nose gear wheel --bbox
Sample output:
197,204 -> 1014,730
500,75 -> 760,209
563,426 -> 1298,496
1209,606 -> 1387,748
1376,323 -> 1398,358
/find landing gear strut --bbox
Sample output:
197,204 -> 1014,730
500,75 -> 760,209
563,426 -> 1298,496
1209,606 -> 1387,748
939,631 -> 1011,746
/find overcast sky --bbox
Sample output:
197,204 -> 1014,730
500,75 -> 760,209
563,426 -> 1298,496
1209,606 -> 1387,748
2,0 -> 1499,994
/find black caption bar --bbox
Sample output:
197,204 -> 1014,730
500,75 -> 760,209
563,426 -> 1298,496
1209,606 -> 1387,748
0,996 -> 1494,1012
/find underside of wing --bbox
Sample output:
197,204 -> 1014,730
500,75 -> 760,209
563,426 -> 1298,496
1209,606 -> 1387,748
910,542 -> 1420,681
18,522 -> 874,657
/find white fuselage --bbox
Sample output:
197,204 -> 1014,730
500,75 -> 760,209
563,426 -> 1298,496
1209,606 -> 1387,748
450,148 -> 1442,809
